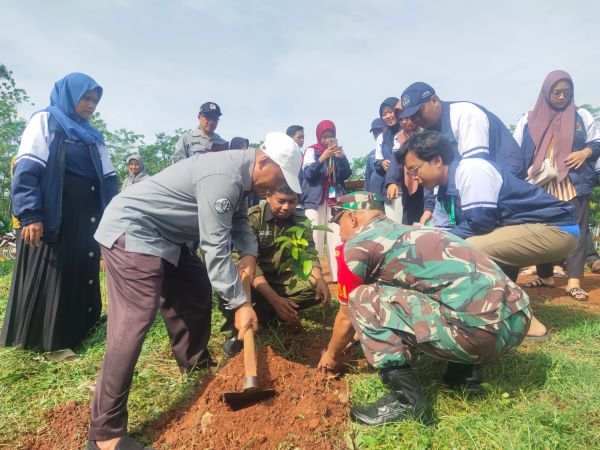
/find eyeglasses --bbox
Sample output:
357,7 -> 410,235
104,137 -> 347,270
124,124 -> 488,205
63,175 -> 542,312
550,88 -> 572,99
406,162 -> 424,178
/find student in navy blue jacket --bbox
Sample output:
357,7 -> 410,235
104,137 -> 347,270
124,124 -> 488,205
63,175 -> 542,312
376,97 -> 403,222
301,119 -> 352,282
398,130 -> 579,339
513,70 -> 600,300
397,82 -> 527,227
1,73 -> 118,355
365,118 -> 386,195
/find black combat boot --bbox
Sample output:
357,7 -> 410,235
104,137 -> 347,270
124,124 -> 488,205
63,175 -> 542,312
443,362 -> 484,395
350,366 -> 428,426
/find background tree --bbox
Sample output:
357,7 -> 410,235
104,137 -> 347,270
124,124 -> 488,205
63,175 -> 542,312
138,131 -> 180,175
581,104 -> 600,232
0,65 -> 30,231
90,114 -> 145,182
348,155 -> 367,181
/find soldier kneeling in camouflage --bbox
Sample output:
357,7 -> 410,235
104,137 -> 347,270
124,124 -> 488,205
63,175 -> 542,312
327,192 -> 532,426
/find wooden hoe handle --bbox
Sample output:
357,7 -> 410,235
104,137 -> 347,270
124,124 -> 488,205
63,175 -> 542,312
241,272 -> 257,380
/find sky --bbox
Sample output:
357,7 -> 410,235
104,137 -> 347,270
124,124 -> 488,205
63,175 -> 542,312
2,0 -> 600,159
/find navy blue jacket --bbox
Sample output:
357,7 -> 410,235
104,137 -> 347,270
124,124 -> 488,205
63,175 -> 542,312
12,126 -> 118,243
374,126 -> 403,202
441,101 -> 527,178
365,149 -> 385,196
438,158 -> 577,239
424,101 -> 527,213
519,112 -> 600,197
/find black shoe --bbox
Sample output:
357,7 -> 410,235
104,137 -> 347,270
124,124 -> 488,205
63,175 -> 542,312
443,362 -> 484,395
350,366 -> 428,426
87,435 -> 156,449
223,336 -> 243,357
183,352 -> 217,373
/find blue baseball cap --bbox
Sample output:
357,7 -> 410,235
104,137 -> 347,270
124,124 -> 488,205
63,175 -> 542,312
369,118 -> 386,132
397,82 -> 436,119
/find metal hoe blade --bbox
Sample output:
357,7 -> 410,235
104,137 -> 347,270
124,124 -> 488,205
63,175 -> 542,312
223,387 -> 277,411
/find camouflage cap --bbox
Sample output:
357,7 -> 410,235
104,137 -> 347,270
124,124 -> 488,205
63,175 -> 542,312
330,191 -> 384,223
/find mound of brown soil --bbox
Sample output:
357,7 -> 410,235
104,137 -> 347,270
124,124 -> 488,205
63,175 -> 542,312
150,346 -> 350,449
22,400 -> 90,450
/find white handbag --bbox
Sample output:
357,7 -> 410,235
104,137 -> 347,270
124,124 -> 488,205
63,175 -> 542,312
526,158 -> 557,186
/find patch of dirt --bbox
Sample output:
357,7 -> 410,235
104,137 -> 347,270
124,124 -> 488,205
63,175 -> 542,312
149,347 -> 350,449
21,400 -> 90,450
519,272 -> 600,314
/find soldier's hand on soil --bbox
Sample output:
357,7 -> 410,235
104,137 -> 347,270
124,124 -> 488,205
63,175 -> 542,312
237,254 -> 257,282
315,279 -> 331,307
271,296 -> 299,322
235,303 -> 258,340
317,348 -> 339,372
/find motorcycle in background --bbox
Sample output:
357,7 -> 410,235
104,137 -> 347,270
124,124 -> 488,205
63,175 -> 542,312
0,231 -> 17,261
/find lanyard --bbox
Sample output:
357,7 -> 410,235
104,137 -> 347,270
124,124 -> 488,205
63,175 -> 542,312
442,197 -> 457,227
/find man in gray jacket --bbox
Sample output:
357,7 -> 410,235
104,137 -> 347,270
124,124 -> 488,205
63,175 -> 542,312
87,132 -> 302,450
171,101 -> 229,163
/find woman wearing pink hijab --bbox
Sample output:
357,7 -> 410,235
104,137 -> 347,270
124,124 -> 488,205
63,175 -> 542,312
514,70 -> 600,300
300,120 -> 352,282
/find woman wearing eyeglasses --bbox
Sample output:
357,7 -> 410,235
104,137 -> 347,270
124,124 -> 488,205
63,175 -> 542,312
513,70 -> 600,301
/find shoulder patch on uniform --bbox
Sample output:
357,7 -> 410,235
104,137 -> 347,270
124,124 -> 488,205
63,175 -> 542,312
215,198 -> 232,214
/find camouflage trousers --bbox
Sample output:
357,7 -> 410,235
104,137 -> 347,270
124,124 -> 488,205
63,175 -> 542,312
348,284 -> 531,369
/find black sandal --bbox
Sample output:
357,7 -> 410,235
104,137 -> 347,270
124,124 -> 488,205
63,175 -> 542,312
525,278 -> 554,288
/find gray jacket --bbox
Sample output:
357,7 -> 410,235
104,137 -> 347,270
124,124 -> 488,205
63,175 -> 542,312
171,129 -> 229,163
95,150 -> 257,309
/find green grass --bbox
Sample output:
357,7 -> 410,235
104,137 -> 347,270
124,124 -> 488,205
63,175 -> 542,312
1,262 -> 600,449
0,264 -> 217,447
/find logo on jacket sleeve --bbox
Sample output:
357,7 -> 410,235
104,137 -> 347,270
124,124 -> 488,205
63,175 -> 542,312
215,198 -> 232,213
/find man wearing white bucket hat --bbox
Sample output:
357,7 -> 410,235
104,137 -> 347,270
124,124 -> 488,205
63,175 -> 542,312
88,132 -> 302,450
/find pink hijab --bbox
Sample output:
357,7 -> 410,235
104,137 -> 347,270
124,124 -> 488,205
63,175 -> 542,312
308,119 -> 336,154
528,70 -> 576,182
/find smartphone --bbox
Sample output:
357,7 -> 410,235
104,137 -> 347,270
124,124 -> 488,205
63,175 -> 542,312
328,138 -> 338,147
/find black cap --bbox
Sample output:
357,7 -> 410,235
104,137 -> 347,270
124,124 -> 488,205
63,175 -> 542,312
370,118 -> 386,132
199,102 -> 222,116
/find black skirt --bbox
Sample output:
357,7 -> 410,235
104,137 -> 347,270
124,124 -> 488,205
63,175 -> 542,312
0,173 -> 102,351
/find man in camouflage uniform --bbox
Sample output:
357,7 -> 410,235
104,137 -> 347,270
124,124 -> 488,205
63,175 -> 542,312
328,192 -> 531,425
171,101 -> 229,163
223,184 -> 331,355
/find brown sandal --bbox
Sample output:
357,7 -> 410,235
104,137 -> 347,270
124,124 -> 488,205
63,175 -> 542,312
566,287 -> 588,301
